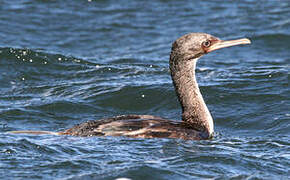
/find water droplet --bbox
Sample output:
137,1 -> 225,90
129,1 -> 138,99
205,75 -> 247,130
141,94 -> 145,98
58,57 -> 62,61
116,178 -> 132,180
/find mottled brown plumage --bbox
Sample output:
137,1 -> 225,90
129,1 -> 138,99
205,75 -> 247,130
9,33 -> 251,140
60,115 -> 208,140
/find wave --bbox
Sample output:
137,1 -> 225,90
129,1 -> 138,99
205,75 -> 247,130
251,33 -> 290,50
252,33 -> 290,40
0,46 -> 288,137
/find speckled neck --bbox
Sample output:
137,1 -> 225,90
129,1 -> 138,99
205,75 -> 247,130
169,56 -> 214,136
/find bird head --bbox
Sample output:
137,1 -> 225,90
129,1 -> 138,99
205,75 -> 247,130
170,33 -> 251,63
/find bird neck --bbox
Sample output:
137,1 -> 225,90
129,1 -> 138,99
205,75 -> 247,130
170,58 -> 214,136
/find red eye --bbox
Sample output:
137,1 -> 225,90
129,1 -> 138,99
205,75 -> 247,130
202,40 -> 211,47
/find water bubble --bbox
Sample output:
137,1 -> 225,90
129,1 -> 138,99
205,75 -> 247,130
58,57 -> 62,61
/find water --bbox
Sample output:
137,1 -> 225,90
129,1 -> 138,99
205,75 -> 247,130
0,0 -> 289,179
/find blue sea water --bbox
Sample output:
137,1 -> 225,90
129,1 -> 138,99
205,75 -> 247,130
0,0 -> 289,179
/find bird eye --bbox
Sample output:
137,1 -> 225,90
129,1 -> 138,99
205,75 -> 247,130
202,40 -> 211,48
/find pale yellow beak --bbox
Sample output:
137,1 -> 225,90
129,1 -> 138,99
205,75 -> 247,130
207,38 -> 251,53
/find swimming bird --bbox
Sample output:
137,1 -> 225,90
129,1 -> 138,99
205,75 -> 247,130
10,33 -> 251,140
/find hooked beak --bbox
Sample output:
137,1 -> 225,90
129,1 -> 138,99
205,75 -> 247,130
206,38 -> 251,53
